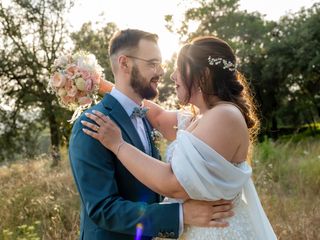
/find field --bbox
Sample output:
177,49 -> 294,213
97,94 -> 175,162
0,137 -> 319,240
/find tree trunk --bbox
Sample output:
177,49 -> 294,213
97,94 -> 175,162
270,116 -> 278,140
48,109 -> 61,167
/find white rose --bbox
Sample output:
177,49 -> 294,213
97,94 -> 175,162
58,88 -> 67,97
75,77 -> 86,91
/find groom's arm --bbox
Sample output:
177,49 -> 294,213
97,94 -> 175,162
69,114 -> 180,238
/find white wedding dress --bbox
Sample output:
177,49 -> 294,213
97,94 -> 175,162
156,111 -> 277,240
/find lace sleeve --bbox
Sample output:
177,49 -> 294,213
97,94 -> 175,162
164,110 -> 193,163
176,110 -> 193,130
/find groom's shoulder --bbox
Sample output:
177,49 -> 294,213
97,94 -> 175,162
72,101 -> 106,129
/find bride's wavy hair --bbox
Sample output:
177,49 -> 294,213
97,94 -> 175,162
177,36 -> 260,158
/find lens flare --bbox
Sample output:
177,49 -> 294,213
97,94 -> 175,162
135,223 -> 144,240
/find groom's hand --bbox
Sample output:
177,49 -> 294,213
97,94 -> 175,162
182,199 -> 233,227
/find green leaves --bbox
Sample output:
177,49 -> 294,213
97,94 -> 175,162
0,0 -> 74,163
169,0 -> 320,137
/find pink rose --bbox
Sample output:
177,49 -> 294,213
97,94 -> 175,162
85,79 -> 93,92
61,95 -> 75,105
64,78 -> 73,88
80,70 -> 91,80
76,91 -> 86,98
67,85 -> 78,97
51,72 -> 66,88
91,72 -> 101,85
78,96 -> 92,106
66,65 -> 78,76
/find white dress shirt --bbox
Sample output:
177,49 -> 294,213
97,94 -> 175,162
110,88 -> 151,154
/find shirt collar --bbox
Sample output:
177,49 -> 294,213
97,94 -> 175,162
110,87 -> 140,117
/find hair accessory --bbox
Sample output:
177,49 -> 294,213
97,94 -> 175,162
208,56 -> 236,72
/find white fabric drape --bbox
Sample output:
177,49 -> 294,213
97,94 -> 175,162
171,130 -> 277,240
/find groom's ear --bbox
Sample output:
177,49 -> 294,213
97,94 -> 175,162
118,55 -> 130,73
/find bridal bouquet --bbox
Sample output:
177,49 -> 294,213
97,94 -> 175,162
49,51 -> 104,122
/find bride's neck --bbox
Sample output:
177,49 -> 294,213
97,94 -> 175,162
194,100 -> 209,115
191,93 -> 223,115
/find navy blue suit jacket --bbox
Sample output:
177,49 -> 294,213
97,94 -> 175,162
69,94 -> 180,239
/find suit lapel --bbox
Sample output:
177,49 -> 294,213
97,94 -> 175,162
142,118 -> 161,160
101,94 -> 145,153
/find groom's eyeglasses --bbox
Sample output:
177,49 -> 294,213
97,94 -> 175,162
126,55 -> 166,70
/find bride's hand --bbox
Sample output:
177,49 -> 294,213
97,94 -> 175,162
81,110 -> 124,154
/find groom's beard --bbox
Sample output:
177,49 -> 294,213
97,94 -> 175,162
130,65 -> 159,100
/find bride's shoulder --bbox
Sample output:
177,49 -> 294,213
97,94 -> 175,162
203,103 -> 245,126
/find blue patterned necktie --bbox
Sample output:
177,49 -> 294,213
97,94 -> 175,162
131,106 -> 148,118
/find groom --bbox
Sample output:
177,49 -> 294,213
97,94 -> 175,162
69,29 -> 233,239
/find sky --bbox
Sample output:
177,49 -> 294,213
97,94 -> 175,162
67,0 -> 318,61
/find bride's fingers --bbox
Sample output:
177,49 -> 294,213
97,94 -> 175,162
212,204 -> 233,213
211,210 -> 234,220
208,219 -> 229,228
82,128 -> 100,140
85,112 -> 105,126
92,110 -> 110,122
81,120 -> 100,132
94,113 -> 118,130
211,199 -> 233,206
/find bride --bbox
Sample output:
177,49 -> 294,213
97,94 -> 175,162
82,36 -> 277,239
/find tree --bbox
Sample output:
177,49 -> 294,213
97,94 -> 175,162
166,0 -> 275,133
0,0 -> 74,165
157,56 -> 179,108
251,3 -> 320,136
166,0 -> 319,137
275,3 -> 320,127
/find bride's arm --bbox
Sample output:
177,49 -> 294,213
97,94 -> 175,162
98,79 -> 178,141
116,142 -> 188,199
98,79 -> 114,96
143,100 -> 178,141
82,111 -> 189,200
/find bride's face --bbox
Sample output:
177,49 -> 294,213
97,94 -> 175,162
171,65 -> 200,106
171,68 -> 188,104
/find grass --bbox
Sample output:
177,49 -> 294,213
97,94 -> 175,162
0,152 -> 79,240
253,137 -> 320,240
0,137 -> 319,239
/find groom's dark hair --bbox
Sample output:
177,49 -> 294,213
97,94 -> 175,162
109,29 -> 159,56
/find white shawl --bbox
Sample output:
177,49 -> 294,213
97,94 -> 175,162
171,130 -> 277,240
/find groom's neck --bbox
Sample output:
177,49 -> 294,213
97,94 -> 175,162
114,84 -> 143,105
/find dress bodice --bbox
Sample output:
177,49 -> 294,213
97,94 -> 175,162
156,110 -> 276,240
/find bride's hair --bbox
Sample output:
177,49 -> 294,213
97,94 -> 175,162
177,36 -> 260,157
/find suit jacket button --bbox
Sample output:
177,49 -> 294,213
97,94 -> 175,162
157,232 -> 164,238
169,232 -> 175,238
